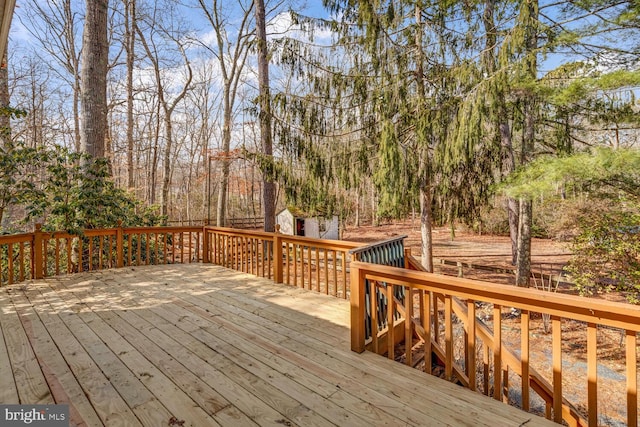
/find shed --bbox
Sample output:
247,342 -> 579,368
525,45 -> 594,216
276,208 -> 340,240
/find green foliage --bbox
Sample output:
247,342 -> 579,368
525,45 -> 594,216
24,148 -> 164,233
501,148 -> 640,201
566,207 -> 640,303
0,141 -> 47,230
373,120 -> 409,219
0,146 -> 164,234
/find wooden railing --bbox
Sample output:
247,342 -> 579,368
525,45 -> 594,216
203,226 -> 360,299
350,256 -> 640,426
0,232 -> 34,285
0,224 -> 204,284
1,224 -> 361,299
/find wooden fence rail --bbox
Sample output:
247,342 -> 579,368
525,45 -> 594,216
203,226 -> 360,299
0,224 -> 205,284
1,225 -> 361,301
350,257 -> 640,427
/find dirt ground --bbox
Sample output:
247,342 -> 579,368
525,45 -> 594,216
343,220 -> 632,426
343,219 -> 572,283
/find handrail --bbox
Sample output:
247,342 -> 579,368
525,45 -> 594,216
406,254 -> 587,426
350,259 -> 640,426
203,226 -> 363,299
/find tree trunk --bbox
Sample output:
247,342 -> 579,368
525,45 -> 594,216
420,185 -> 434,272
515,0 -> 539,287
255,0 -> 275,232
161,115 -> 173,218
216,95 -> 231,227
515,198 -> 532,286
500,116 -> 519,265
79,0 -> 108,160
0,50 -> 9,146
125,0 -> 135,189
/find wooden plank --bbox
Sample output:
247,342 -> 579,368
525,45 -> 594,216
134,308 -> 325,427
153,304 -> 371,426
0,291 -> 20,403
96,309 -> 257,427
31,283 -> 157,426
11,288 -> 103,426
48,278 -> 224,427
164,276 -> 543,426
158,300 -> 450,425
50,270 -> 304,425
0,289 -> 53,404
14,264 -> 556,427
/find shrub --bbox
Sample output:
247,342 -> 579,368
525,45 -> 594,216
566,206 -> 640,303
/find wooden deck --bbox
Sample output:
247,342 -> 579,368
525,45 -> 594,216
0,264 -> 555,426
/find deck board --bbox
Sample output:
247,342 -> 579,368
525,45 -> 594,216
0,264 -> 556,426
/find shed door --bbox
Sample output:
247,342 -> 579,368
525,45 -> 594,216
295,218 -> 305,236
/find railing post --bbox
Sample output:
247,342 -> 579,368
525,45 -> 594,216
273,232 -> 283,283
33,223 -> 44,279
202,221 -> 210,264
116,221 -> 124,268
350,262 -> 366,353
404,248 -> 411,268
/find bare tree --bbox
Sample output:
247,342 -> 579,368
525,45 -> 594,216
19,0 -> 82,152
195,0 -> 253,227
134,1 -> 193,217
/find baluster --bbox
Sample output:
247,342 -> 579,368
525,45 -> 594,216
332,250 -> 338,296
445,295 -> 453,381
323,249 -> 329,295
99,235 -> 104,269
88,237 -> 93,271
423,290 -> 432,375
467,300 -> 477,391
307,246 -> 312,290
521,310 -> 530,411
387,283 -> 395,360
405,285 -> 413,366
626,330 -> 637,426
19,242 -> 25,281
7,243 -> 13,284
587,323 -> 597,426
493,304 -> 502,401
315,247 -> 320,292
371,281 -> 379,354
55,238 -> 60,275
552,316 -> 562,423
341,252 -> 347,299
77,238 -> 83,273
66,238 -> 72,273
